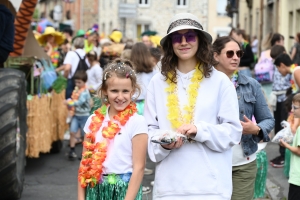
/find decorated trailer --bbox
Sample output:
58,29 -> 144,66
0,1 -> 68,199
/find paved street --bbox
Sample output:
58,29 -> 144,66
20,140 -> 289,200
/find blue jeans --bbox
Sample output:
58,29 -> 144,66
70,115 -> 89,137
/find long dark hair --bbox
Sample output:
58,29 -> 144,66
212,36 -> 241,55
161,30 -> 215,83
130,42 -> 154,73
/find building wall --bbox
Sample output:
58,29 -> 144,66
99,0 -> 210,41
279,0 -> 300,50
237,0 -> 300,53
37,0 -> 98,32
207,0 -> 232,39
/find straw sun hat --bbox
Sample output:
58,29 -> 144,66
37,27 -> 65,45
160,13 -> 212,46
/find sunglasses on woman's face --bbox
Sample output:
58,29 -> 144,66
225,50 -> 244,58
170,31 -> 197,44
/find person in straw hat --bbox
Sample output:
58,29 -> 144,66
37,26 -> 65,68
143,13 -> 242,199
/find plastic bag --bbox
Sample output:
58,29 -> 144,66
272,121 -> 294,144
151,130 -> 187,145
40,59 -> 57,90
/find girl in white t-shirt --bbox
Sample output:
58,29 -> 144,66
86,50 -> 103,93
130,42 -> 157,115
78,59 -> 148,200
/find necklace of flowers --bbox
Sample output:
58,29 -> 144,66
231,70 -> 239,88
67,86 -> 87,116
290,64 -> 298,94
165,63 -> 203,129
78,102 -> 137,188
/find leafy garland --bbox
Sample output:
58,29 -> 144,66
78,103 -> 137,188
165,63 -> 203,129
231,70 -> 239,88
67,86 -> 87,116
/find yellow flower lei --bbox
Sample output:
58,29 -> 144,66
165,63 -> 203,129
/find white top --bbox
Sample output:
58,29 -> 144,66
63,49 -> 89,79
252,39 -> 258,53
136,70 -> 158,100
144,68 -> 242,199
86,64 -> 103,91
83,109 -> 148,174
232,144 -> 256,166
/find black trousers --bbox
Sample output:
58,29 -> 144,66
274,101 -> 288,157
289,184 -> 300,200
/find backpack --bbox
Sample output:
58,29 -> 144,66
66,51 -> 89,98
73,51 -> 89,73
254,52 -> 274,83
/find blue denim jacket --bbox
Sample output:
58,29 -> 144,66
236,72 -> 275,156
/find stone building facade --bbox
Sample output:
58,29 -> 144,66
37,0 -> 99,32
99,0 -> 231,41
238,0 -> 300,53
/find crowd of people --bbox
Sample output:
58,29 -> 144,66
35,12 -> 300,200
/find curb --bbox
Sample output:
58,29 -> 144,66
266,178 -> 281,200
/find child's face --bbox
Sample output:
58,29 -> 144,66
103,76 -> 134,116
74,79 -> 86,89
276,63 -> 289,76
292,102 -> 300,118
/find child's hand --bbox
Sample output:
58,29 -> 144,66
161,137 -> 184,150
63,100 -> 68,105
279,139 -> 288,147
176,124 -> 197,138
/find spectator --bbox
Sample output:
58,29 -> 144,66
63,37 -> 89,99
290,33 -> 300,65
230,28 -> 254,77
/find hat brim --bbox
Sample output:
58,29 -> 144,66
37,32 -> 65,45
72,35 -> 85,43
160,25 -> 212,46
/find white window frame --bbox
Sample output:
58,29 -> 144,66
138,0 -> 150,8
177,0 -> 188,8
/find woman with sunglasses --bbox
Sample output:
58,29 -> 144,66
213,36 -> 274,200
144,13 -> 242,199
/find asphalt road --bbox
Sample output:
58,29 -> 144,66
20,141 -> 155,200
20,140 -> 289,200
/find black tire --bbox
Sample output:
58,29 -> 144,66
0,68 -> 27,200
50,140 -> 63,154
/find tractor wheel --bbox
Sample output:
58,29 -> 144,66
0,68 -> 27,199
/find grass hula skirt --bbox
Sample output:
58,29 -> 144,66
284,149 -> 291,178
253,150 -> 268,199
86,174 -> 142,200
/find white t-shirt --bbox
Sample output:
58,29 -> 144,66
63,49 -> 89,79
232,144 -> 256,166
136,70 -> 158,100
86,64 -> 103,91
83,109 -> 148,174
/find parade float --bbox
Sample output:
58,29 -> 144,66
0,0 -> 68,199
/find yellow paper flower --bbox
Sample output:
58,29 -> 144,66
165,63 -> 203,129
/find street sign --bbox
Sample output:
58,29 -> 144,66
119,3 -> 137,18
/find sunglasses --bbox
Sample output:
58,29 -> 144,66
170,31 -> 197,44
225,50 -> 244,58
292,104 -> 300,110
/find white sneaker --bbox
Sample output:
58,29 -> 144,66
66,116 -> 72,124
64,130 -> 70,140
142,186 -> 151,195
144,168 -> 153,175
150,181 -> 154,186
